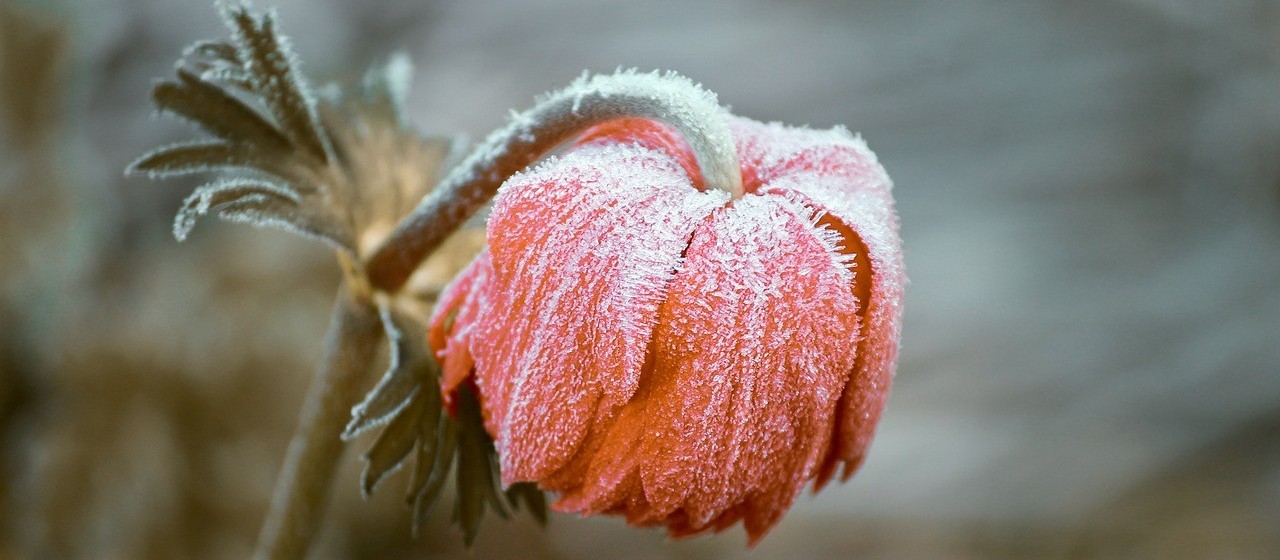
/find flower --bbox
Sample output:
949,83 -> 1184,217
429,115 -> 904,544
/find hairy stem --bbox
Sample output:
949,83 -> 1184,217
364,70 -> 742,292
255,285 -> 382,560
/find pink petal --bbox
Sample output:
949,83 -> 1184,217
577,118 -> 704,189
635,194 -> 861,541
778,174 -> 903,487
427,250 -> 493,411
473,141 -> 728,484
727,116 -> 903,488
730,117 -> 882,192
550,389 -> 647,514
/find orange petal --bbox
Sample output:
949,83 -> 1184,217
427,250 -> 493,413
576,118 -> 703,189
728,115 -> 903,489
766,170 -> 904,488
473,142 -> 728,484
637,194 -> 861,540
550,390 -> 647,514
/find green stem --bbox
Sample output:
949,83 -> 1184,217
254,285 -> 382,560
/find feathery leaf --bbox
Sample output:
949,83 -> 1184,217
174,178 -> 298,240
505,483 -> 548,526
452,385 -> 507,546
127,140 -> 302,181
182,39 -> 240,66
215,197 -> 354,251
152,69 -> 291,150
406,402 -> 443,503
220,2 -> 330,162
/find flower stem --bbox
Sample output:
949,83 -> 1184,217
254,284 -> 382,560
363,70 -> 742,293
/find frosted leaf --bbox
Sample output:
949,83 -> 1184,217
410,418 -> 455,535
127,139 -> 304,182
360,392 -> 425,497
359,51 -> 413,124
199,65 -> 255,91
214,194 -> 355,251
452,385 -> 509,546
504,482 -> 548,526
219,2 -> 331,161
343,305 -> 430,440
133,1 -> 458,259
173,178 -> 299,240
151,69 -> 291,150
181,39 -> 240,68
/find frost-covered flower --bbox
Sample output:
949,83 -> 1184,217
429,116 -> 904,543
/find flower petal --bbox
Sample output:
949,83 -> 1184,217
727,116 -> 903,488
776,174 -> 903,487
746,127 -> 904,487
729,117 -> 879,192
427,250 -> 493,412
475,142 -> 728,483
635,194 -> 861,541
577,118 -> 703,189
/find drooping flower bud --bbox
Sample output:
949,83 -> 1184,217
430,116 -> 904,544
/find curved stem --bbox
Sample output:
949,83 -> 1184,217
254,285 -> 382,560
364,70 -> 742,292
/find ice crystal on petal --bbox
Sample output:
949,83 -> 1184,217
477,142 -> 727,482
428,100 -> 904,544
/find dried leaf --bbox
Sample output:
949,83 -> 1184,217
406,403 -> 443,503
181,39 -> 240,66
139,3 -> 458,260
407,393 -> 442,493
215,197 -> 354,251
359,53 -> 412,126
453,385 -> 507,546
199,65 -> 255,92
127,140 -> 301,181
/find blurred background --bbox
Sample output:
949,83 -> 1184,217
2,0 -> 1279,558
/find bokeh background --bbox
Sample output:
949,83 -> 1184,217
2,0 -> 1279,558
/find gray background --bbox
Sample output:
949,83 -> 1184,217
2,0 -> 1278,558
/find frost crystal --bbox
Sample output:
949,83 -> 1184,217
429,113 -> 905,544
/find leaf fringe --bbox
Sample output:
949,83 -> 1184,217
220,2 -> 330,162
173,178 -> 298,240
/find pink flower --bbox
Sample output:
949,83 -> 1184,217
429,116 -> 904,544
